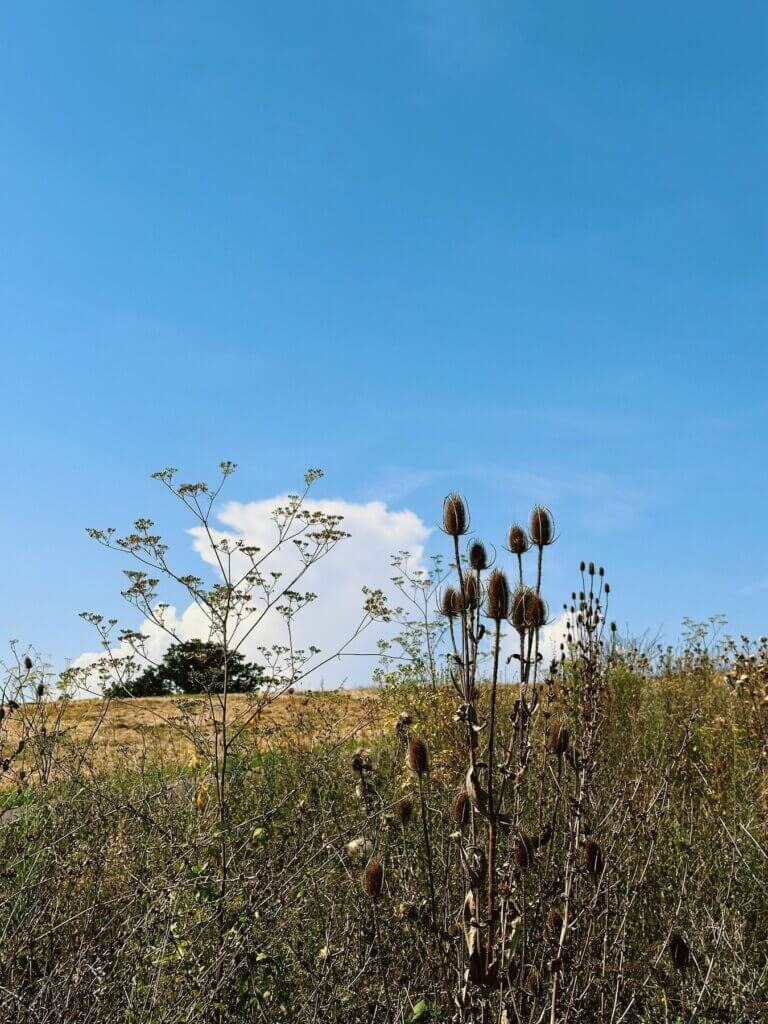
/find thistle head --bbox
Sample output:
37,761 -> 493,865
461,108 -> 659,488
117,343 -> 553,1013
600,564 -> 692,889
439,586 -> 461,618
462,573 -> 481,611
393,798 -> 414,826
454,790 -> 470,829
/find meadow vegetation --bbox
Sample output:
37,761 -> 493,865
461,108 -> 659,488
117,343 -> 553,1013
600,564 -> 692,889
1,466 -> 766,1023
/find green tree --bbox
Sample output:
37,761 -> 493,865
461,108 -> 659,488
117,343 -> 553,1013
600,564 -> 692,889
105,639 -> 264,698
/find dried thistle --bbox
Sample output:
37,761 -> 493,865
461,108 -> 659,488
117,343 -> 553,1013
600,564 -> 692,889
529,505 -> 555,547
485,568 -> 511,621
439,586 -> 460,618
443,493 -> 469,537
363,859 -> 384,899
513,834 -> 534,870
546,908 -> 564,939
406,737 -> 429,775
463,573 -> 481,610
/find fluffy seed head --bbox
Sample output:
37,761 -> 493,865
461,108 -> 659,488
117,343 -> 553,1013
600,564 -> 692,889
529,506 -> 555,547
443,493 -> 469,537
393,798 -> 414,826
485,568 -> 511,621
549,720 -> 570,756
507,523 -> 531,555
454,790 -> 470,829
669,932 -> 692,971
406,737 -> 429,775
468,540 -> 489,571
363,859 -> 384,899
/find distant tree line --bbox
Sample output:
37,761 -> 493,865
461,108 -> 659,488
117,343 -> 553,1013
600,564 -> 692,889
105,640 -> 264,698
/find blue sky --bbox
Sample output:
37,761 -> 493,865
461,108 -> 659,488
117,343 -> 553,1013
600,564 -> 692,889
1,2 -> 766,671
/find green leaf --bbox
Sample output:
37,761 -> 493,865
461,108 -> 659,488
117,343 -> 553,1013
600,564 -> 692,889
406,1000 -> 433,1023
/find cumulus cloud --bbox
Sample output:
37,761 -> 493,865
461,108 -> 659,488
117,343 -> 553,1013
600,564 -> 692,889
73,495 -> 432,692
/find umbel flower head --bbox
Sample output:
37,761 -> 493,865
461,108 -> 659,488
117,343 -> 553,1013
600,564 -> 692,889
442,493 -> 469,537
406,736 -> 430,775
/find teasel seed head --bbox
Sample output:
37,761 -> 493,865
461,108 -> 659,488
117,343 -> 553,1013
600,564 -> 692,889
529,505 -> 555,547
362,859 -> 384,899
546,908 -> 564,939
669,932 -> 692,971
583,838 -> 604,880
393,798 -> 414,826
23,656 -> 33,672
513,834 -> 534,870
442,493 -> 469,537
439,585 -> 460,618
549,720 -> 570,756
462,572 -> 481,610
510,586 -> 547,630
485,568 -> 511,621
507,523 -> 531,555
454,790 -> 470,829
468,539 -> 489,571
406,736 -> 429,775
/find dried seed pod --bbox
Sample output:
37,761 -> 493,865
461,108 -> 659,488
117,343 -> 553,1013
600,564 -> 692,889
546,908 -> 564,938
525,592 -> 548,629
406,737 -> 429,775
23,656 -> 33,671
507,523 -> 531,555
523,966 -> 541,996
463,573 -> 481,610
513,834 -> 533,870
439,586 -> 460,618
549,720 -> 570,756
468,539 -> 489,571
454,790 -> 470,829
669,932 -> 692,970
529,505 -> 555,547
363,859 -> 384,899
443,493 -> 469,537
485,568 -> 511,621
510,586 -> 534,630
393,798 -> 414,826
583,838 -> 604,881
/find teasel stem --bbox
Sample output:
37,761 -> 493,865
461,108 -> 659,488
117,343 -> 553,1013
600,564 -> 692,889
485,615 -> 503,972
417,772 -> 438,933
453,535 -> 478,845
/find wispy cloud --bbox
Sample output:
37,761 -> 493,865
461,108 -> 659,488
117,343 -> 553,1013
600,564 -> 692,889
739,577 -> 768,596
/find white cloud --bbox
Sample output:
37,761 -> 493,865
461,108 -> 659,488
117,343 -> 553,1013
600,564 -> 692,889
73,496 -> 432,693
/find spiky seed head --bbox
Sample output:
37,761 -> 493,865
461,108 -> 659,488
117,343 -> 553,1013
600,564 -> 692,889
523,966 -> 541,997
36,683 -> 45,699
23,656 -> 33,671
511,587 -> 547,629
583,838 -> 604,880
393,798 -> 414,826
549,720 -> 570,756
468,539 -> 489,571
439,586 -> 460,618
406,737 -> 429,775
443,493 -> 469,537
514,834 -> 533,870
507,523 -> 531,555
363,859 -> 384,899
669,932 -> 692,971
454,790 -> 470,829
485,568 -> 511,621
579,560 -> 586,572
463,573 -> 480,610
529,506 -> 555,547
546,908 -> 564,938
